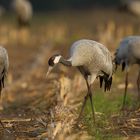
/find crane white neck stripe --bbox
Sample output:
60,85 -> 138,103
54,56 -> 61,64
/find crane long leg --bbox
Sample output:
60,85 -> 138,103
77,84 -> 95,123
77,66 -> 95,123
122,71 -> 128,109
86,79 -> 95,123
77,93 -> 88,123
89,89 -> 95,123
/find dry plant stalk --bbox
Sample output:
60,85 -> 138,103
46,76 -> 92,140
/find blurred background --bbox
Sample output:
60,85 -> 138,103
1,0 -> 120,11
0,0 -> 140,140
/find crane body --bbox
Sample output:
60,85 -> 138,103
47,39 -> 113,122
115,36 -> 140,108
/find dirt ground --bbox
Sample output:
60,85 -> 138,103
0,9 -> 140,140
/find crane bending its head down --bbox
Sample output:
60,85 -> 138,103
0,46 -> 9,97
46,39 -> 113,122
46,54 -> 71,77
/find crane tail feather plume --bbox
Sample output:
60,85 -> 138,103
104,77 -> 112,92
100,77 -> 103,88
122,62 -> 126,71
99,75 -> 112,92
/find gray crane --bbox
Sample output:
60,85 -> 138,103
46,39 -> 113,122
12,0 -> 33,27
0,46 -> 9,97
120,0 -> 140,16
114,36 -> 140,109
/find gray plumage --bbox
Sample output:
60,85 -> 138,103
47,39 -> 113,122
69,39 -> 113,79
120,0 -> 140,16
114,36 -> 140,108
0,46 -> 9,97
115,36 -> 140,66
12,0 -> 33,27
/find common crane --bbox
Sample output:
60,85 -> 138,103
12,0 -> 33,27
46,39 -> 113,122
120,0 -> 140,16
0,46 -> 9,97
114,36 -> 140,108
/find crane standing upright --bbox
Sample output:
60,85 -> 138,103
12,0 -> 33,27
120,0 -> 140,16
114,36 -> 140,108
46,39 -> 113,122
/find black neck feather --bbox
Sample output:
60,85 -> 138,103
59,57 -> 72,66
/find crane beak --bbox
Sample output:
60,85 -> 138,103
46,66 -> 53,79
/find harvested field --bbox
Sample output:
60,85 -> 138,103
0,9 -> 140,139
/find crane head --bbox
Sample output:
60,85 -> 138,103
46,54 -> 62,78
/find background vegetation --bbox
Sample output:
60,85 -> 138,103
1,0 -> 120,11
0,1 -> 140,140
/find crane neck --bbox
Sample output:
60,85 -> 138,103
59,57 -> 72,66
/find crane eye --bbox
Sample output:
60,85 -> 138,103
48,57 -> 55,66
48,54 -> 60,66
